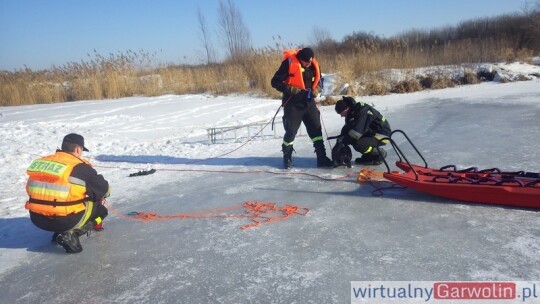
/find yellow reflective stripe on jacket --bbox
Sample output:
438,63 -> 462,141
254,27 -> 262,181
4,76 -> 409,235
94,215 -> 102,225
27,181 -> 70,200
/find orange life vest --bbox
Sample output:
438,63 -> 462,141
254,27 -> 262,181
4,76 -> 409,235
25,151 -> 90,216
282,49 -> 320,91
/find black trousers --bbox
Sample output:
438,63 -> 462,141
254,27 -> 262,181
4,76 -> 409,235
30,201 -> 108,233
352,136 -> 385,154
352,121 -> 392,154
282,102 -> 323,144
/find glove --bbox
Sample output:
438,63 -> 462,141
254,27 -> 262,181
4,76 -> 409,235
103,186 -> 112,198
341,134 -> 354,146
340,125 -> 350,137
286,85 -> 302,95
339,126 -> 355,145
336,136 -> 346,145
313,87 -> 321,97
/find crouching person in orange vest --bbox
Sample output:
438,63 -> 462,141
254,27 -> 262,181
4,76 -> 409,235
25,133 -> 111,253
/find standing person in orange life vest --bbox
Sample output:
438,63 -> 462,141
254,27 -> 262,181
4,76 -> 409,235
25,133 -> 111,253
270,47 -> 333,169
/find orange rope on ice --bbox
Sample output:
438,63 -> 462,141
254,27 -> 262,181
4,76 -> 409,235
356,167 -> 406,196
104,200 -> 309,230
357,168 -> 386,183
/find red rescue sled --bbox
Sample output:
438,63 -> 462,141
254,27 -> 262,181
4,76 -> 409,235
379,130 -> 540,209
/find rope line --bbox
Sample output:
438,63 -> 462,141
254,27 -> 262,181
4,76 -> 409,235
317,100 -> 334,152
95,164 -> 355,181
104,200 -> 309,230
92,96 -> 347,181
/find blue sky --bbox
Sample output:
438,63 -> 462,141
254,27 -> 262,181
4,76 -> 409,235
0,0 -> 527,71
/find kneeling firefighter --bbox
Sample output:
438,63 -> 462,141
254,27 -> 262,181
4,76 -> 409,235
334,96 -> 392,165
25,133 -> 111,253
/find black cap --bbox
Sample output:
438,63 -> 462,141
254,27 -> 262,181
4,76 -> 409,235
335,96 -> 357,114
62,133 -> 89,152
297,47 -> 314,62
335,99 -> 348,114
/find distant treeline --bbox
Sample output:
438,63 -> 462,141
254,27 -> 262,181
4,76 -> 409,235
322,9 -> 539,55
316,9 -> 540,68
1,8 -> 539,106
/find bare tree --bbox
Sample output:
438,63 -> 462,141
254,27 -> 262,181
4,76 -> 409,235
523,1 -> 540,51
197,7 -> 216,64
310,26 -> 339,54
310,26 -> 332,46
217,0 -> 252,62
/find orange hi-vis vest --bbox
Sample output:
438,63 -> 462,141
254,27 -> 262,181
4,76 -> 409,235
282,49 -> 320,91
25,151 -> 90,217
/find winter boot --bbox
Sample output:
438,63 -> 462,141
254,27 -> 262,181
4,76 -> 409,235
282,144 -> 294,169
355,148 -> 387,165
56,230 -> 83,253
314,141 -> 333,168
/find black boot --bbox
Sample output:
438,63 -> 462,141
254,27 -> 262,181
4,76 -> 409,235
355,148 -> 387,165
282,144 -> 294,169
314,141 -> 333,168
56,230 -> 83,253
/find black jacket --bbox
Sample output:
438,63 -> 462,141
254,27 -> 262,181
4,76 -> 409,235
270,59 -> 319,107
66,153 -> 109,202
342,101 -> 391,139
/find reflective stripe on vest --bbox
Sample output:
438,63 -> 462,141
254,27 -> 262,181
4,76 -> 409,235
25,151 -> 89,216
27,180 -> 71,200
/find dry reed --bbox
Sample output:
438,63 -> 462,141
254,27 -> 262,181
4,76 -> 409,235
1,35 -> 537,106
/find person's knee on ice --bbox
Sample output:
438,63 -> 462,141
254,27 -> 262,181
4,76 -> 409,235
334,96 -> 392,165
